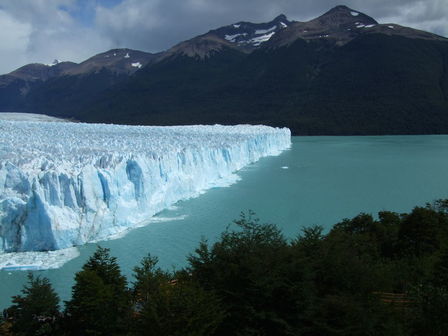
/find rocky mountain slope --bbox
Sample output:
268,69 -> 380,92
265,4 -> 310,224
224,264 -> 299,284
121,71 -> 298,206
0,49 -> 155,113
1,5 -> 447,135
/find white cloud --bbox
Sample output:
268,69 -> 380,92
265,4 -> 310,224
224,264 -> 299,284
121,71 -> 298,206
94,0 -> 281,52
374,0 -> 448,37
0,0 -> 113,74
0,10 -> 32,73
0,0 -> 447,74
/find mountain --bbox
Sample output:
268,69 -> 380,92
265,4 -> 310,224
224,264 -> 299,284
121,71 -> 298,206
0,61 -> 77,110
209,13 -> 292,48
1,5 -> 448,135
268,5 -> 444,47
156,14 -> 293,61
0,48 -> 156,113
63,48 -> 156,75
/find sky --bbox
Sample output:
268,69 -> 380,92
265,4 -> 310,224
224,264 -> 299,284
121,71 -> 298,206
0,0 -> 447,74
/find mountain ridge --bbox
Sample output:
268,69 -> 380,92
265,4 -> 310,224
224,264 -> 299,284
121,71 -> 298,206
1,5 -> 447,135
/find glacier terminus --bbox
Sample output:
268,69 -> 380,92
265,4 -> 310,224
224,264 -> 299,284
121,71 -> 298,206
0,121 -> 291,255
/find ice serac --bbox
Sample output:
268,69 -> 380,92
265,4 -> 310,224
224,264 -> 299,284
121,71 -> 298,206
0,122 -> 291,252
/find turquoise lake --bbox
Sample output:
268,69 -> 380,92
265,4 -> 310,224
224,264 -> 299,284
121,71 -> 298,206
1,135 -> 448,308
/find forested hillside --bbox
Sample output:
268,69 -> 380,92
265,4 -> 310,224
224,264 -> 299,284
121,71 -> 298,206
1,6 -> 447,135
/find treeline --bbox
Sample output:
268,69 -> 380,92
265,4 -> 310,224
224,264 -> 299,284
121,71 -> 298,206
1,202 -> 448,335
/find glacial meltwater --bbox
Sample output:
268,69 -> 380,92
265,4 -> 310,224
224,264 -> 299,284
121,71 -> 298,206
2,135 -> 448,308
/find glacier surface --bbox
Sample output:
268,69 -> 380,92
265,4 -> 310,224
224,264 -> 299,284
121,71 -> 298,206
0,121 -> 291,254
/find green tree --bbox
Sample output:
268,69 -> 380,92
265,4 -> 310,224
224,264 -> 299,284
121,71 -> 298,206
410,246 -> 448,335
7,273 -> 60,336
132,255 -> 224,336
65,246 -> 131,335
0,316 -> 13,336
398,206 -> 445,256
410,283 -> 448,336
188,211 -> 295,336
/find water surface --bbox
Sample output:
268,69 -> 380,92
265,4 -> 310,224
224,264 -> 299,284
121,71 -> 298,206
1,135 -> 448,308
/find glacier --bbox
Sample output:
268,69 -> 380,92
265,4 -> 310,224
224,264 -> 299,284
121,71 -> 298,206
0,121 -> 291,254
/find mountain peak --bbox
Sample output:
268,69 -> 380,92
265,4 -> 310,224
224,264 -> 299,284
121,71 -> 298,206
46,59 -> 61,67
328,5 -> 352,12
324,5 -> 362,15
63,48 -> 155,75
266,5 -> 379,48
317,5 -> 378,26
163,34 -> 237,60
198,14 -> 293,50
272,14 -> 288,22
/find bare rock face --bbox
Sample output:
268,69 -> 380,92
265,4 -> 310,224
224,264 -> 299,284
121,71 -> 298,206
162,5 -> 447,61
160,35 -> 238,60
160,14 -> 293,60
63,49 -> 157,76
8,62 -> 77,82
268,5 -> 446,48
209,14 -> 293,47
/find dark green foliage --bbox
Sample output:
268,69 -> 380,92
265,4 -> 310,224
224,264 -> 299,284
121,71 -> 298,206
187,212 -> 400,335
188,211 -> 295,335
132,255 -> 224,336
410,283 -> 448,336
399,206 -> 448,256
105,35 -> 448,135
410,245 -> 448,335
187,204 -> 448,335
5,200 -> 448,335
23,69 -> 129,118
6,273 -> 60,336
4,34 -> 446,135
64,246 -> 132,335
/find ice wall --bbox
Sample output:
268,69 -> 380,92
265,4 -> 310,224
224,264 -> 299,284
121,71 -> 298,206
0,122 -> 291,252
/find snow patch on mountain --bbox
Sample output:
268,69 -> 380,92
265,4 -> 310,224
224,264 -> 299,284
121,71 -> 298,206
255,25 -> 277,35
249,32 -> 276,46
46,59 -> 61,67
210,15 -> 292,48
225,33 -> 248,42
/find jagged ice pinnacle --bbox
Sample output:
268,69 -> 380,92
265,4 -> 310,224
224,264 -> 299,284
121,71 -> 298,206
0,122 -> 291,253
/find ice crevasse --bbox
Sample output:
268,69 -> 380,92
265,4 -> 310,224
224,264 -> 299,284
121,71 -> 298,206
0,121 -> 291,253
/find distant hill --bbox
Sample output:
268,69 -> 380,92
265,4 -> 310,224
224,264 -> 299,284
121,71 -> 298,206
1,5 -> 447,135
0,49 -> 156,115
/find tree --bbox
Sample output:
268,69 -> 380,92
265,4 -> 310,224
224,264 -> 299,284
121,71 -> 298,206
0,314 -> 13,336
7,273 -> 60,336
65,246 -> 131,335
131,254 -> 170,334
132,255 -> 224,336
188,211 -> 295,336
398,206 -> 444,256
410,246 -> 448,335
410,282 -> 448,336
